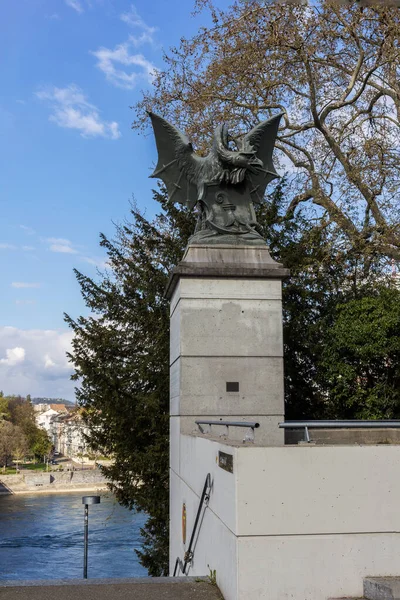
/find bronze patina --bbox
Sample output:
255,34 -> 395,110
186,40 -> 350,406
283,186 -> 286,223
148,112 -> 282,245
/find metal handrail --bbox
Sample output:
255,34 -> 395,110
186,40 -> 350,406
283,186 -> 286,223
173,473 -> 212,577
279,420 -> 400,443
196,420 -> 260,443
196,420 -> 260,428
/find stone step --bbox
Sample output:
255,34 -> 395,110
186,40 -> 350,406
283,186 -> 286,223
364,577 -> 400,600
0,577 -> 222,600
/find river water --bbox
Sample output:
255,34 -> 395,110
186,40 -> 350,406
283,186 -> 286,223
0,492 -> 148,581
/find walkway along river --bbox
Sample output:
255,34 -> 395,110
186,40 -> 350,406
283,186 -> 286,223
0,492 -> 148,580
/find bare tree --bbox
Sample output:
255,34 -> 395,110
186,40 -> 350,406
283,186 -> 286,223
134,0 -> 400,261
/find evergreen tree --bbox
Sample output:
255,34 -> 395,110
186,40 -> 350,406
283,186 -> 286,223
65,190 -> 195,576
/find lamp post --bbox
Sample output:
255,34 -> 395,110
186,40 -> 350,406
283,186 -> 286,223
82,495 -> 100,579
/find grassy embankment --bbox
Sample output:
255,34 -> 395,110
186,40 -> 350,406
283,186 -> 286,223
2,463 -> 47,474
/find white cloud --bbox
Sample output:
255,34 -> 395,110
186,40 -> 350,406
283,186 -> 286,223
0,347 -> 26,366
47,237 -> 72,245
65,0 -> 83,13
22,246 -> 35,251
120,5 -> 156,44
81,256 -> 108,268
36,84 -> 121,139
46,237 -> 78,254
44,354 -> 56,369
92,43 -> 157,89
51,244 -> 78,254
11,282 -> 40,289
0,327 -> 75,399
92,6 -> 157,89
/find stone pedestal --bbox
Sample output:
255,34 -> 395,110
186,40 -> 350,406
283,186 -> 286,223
166,244 -> 289,447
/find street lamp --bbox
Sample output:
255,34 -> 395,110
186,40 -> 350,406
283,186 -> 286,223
82,495 -> 100,579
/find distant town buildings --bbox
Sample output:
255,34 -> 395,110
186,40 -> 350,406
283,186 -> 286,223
34,403 -> 89,459
36,408 -> 60,430
33,403 -> 68,415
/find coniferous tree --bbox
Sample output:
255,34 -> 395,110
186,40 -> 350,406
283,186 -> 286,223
65,189 -> 195,575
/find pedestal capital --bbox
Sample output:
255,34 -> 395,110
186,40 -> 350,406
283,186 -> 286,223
165,244 -> 290,300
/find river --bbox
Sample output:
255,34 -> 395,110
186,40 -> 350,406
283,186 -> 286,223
0,492 -> 148,581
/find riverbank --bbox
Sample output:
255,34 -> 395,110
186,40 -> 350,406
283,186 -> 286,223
0,469 -> 108,495
0,485 -> 108,495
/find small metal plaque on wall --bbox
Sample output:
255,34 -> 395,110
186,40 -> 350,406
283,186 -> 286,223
218,451 -> 233,473
226,381 -> 239,392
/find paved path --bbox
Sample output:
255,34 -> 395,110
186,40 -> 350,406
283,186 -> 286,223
0,578 -> 223,600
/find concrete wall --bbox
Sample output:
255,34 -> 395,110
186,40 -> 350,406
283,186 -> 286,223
23,469 -> 106,489
170,434 -> 400,600
170,433 -> 239,600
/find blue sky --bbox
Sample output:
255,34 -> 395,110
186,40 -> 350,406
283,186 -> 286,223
0,0 -> 225,400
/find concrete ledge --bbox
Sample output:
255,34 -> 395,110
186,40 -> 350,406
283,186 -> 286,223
165,264 -> 289,299
165,244 -> 289,299
0,577 -> 208,587
285,428 -> 400,445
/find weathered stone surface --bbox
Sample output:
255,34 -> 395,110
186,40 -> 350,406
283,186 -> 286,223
177,415 -> 283,446
171,277 -> 282,309
364,577 -> 400,600
170,297 -> 283,363
0,469 -> 108,495
166,245 -> 289,301
24,473 -> 51,487
182,244 -> 281,265
170,356 -> 284,417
